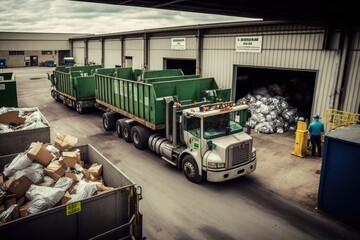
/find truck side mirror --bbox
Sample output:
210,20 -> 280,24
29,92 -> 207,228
207,140 -> 213,150
247,109 -> 252,120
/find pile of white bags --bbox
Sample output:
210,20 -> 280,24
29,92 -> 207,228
239,84 -> 299,134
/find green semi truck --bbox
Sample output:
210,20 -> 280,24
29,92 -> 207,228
95,68 -> 257,183
48,65 -> 104,113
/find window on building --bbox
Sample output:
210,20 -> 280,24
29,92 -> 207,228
9,51 -> 24,55
42,50 -> 53,55
125,56 -> 133,67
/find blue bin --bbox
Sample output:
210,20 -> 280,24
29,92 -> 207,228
0,58 -> 6,67
318,124 -> 360,229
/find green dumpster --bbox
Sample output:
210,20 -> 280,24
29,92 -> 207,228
0,72 -> 18,107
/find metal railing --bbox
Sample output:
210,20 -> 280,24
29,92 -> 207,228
323,109 -> 360,130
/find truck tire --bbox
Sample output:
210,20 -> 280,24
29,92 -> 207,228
116,118 -> 126,138
51,90 -> 56,100
130,125 -> 152,149
102,112 -> 118,131
182,155 -> 203,184
76,101 -> 84,114
120,119 -> 133,143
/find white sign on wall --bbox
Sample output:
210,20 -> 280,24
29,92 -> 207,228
171,38 -> 186,50
236,36 -> 262,53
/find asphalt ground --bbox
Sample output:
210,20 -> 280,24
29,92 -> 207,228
5,66 -> 360,240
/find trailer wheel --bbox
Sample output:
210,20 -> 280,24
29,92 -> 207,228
51,90 -> 56,100
182,155 -> 203,184
131,125 -> 152,149
120,120 -> 132,143
76,102 -> 84,114
116,118 -> 126,138
102,112 -> 118,131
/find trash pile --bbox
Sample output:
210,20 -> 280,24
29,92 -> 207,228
0,107 -> 49,133
0,134 -> 114,223
238,84 -> 299,134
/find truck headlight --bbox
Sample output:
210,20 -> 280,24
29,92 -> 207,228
208,162 -> 225,169
252,149 -> 256,159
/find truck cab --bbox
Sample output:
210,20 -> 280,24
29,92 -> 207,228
63,57 -> 75,66
180,102 -> 256,182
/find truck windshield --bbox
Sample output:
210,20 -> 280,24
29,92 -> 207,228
203,114 -> 229,139
187,116 -> 201,138
203,113 -> 243,139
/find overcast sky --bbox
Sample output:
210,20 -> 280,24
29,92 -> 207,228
0,0 -> 259,34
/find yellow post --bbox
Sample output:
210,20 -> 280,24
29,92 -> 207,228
292,121 -> 309,158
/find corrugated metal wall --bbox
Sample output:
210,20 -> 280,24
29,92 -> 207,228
149,37 -> 197,70
104,39 -> 121,68
202,24 -> 341,116
343,31 -> 360,113
73,41 -> 85,66
124,38 -> 144,69
88,40 -> 102,65
69,23 -> 359,114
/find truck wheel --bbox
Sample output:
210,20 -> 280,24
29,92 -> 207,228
116,118 -> 126,138
120,119 -> 132,143
51,90 -> 56,99
76,102 -> 84,114
131,125 -> 152,149
102,112 -> 118,131
182,155 -> 203,184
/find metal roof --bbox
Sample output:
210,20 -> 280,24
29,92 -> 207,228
69,20 -> 286,40
73,0 -> 360,26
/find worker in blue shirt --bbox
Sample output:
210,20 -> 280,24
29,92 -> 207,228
308,114 -> 324,157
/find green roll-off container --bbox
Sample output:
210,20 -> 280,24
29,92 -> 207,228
0,72 -> 18,107
53,65 -> 102,99
95,69 -> 231,130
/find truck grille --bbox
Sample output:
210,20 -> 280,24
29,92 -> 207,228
229,142 -> 250,167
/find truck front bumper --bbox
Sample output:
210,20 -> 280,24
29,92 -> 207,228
206,159 -> 256,182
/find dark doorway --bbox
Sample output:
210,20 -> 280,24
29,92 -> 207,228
164,58 -> 196,75
235,66 -> 317,121
30,56 -> 38,66
58,50 -> 70,66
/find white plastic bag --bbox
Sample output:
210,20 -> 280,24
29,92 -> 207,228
26,185 -> 65,215
14,163 -> 44,184
54,177 -> 74,191
3,153 -> 32,177
68,180 -> 98,203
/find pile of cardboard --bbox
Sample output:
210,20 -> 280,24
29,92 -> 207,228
0,107 -> 48,133
0,134 -> 114,224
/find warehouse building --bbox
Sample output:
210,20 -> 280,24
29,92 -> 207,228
0,21 -> 358,123
69,21 -> 360,121
0,32 -> 85,67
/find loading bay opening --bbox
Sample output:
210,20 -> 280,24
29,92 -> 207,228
234,66 -> 317,121
164,58 -> 196,75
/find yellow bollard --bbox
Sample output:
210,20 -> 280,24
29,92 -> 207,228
292,121 -> 309,158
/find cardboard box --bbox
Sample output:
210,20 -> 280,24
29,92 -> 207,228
5,176 -> 33,198
4,194 -> 16,210
65,172 -> 83,182
19,201 -> 31,218
44,161 -> 67,181
27,142 -> 53,166
0,111 -> 26,125
54,134 -> 78,152
45,161 -> 66,177
61,191 -> 72,205
61,151 -> 80,168
88,163 -> 103,178
17,197 -> 25,207
3,194 -> 19,221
